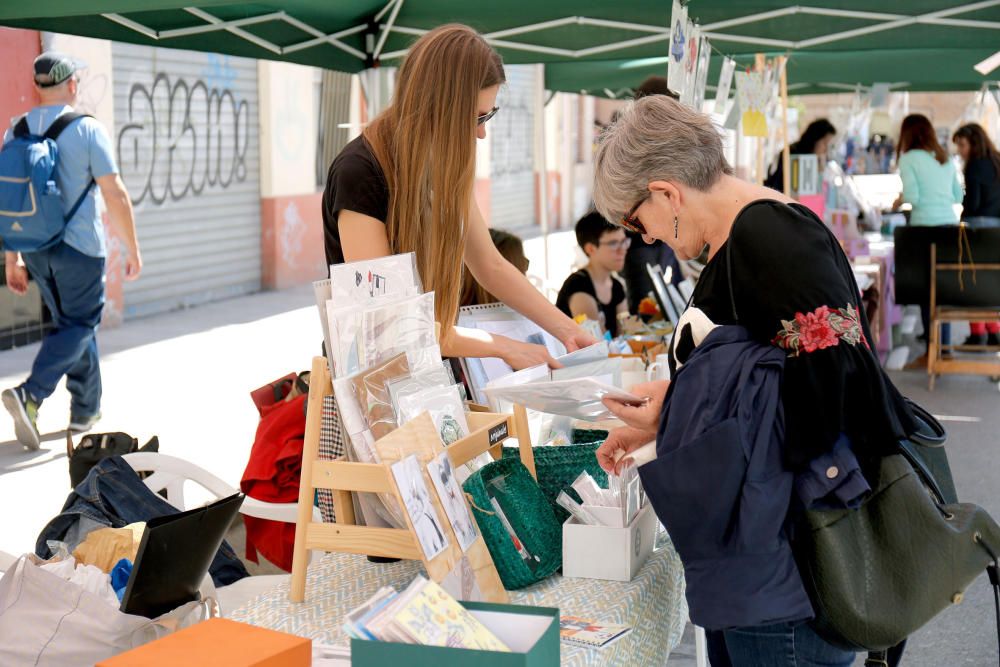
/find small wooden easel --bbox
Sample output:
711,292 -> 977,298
289,356 -> 536,604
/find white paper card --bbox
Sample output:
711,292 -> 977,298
714,57 -> 736,114
667,0 -> 689,95
391,455 -> 449,560
428,453 -> 478,552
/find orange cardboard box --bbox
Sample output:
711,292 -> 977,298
97,618 -> 311,666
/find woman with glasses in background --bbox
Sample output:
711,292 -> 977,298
322,24 -> 593,369
555,211 -> 631,337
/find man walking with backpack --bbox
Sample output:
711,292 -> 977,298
0,52 -> 141,450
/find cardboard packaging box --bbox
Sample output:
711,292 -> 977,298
350,601 -> 559,667
562,504 -> 658,582
97,618 -> 311,666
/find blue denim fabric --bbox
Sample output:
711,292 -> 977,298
36,456 -> 248,587
20,242 -> 104,419
794,434 -> 870,510
708,621 -> 856,667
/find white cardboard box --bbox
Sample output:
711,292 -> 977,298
562,504 -> 658,582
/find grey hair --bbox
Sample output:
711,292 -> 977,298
593,96 -> 733,225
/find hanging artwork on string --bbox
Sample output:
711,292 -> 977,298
734,71 -> 769,137
667,0 -> 688,96
680,23 -> 701,108
714,57 -> 736,115
692,35 -> 712,110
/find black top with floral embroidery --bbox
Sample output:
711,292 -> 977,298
672,200 -> 915,469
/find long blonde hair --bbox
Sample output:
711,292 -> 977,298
364,24 -> 505,335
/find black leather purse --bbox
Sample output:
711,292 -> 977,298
67,432 -> 159,488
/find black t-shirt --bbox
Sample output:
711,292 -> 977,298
322,136 -> 389,266
962,157 -> 1000,218
669,200 -> 915,469
555,269 -> 627,337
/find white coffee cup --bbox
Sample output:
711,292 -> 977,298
646,354 -> 671,382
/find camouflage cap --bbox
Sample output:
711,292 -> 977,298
33,51 -> 87,88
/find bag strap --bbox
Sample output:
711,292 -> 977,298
725,239 -> 739,322
864,651 -> 888,667
43,112 -> 91,141
12,117 -> 29,139
64,180 -> 95,223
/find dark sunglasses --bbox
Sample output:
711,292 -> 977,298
620,196 -> 649,234
477,106 -> 500,125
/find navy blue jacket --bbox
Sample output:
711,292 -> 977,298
638,326 -> 814,630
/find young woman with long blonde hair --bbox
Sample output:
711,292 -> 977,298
322,24 -> 593,368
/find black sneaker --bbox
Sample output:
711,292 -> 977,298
988,333 -> 1000,347
963,333 -> 987,347
2,386 -> 40,450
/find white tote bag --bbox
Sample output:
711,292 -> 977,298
0,555 -> 212,667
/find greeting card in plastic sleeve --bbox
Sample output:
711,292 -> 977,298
328,253 -> 421,307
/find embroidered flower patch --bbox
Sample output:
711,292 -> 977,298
773,304 -> 869,356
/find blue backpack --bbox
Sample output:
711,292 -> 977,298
0,112 -> 95,253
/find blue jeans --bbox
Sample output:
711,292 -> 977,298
21,242 -> 105,419
36,456 -> 249,587
707,622 -> 855,667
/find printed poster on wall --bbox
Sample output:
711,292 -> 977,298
667,0 -> 688,96
734,71 -> 769,137
714,57 -> 737,114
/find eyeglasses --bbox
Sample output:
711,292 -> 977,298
620,196 -> 649,234
477,106 -> 499,125
600,237 -> 632,251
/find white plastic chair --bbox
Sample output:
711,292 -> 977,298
121,452 -> 320,615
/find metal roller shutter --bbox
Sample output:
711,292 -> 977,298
489,65 -> 537,230
112,43 -> 261,319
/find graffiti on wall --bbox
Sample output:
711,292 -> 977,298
117,72 -> 250,205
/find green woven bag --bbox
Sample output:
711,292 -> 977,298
502,429 -> 609,522
462,457 -> 563,589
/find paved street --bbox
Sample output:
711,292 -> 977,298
0,282 -> 996,666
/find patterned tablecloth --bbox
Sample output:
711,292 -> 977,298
230,532 -> 688,666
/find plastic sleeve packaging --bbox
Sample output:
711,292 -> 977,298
571,471 -> 606,507
350,353 -> 410,441
557,491 -> 605,527
395,384 -> 470,446
360,292 -> 436,372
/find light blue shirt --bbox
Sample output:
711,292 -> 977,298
898,149 -> 963,226
3,104 -> 117,257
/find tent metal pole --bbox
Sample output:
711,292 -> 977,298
486,17 -> 580,40
703,33 -> 795,49
159,11 -> 285,39
281,17 -> 368,59
575,32 -> 672,58
102,13 -> 158,39
923,17 -> 1000,29
797,7 -> 904,21
755,54 -> 766,187
701,7 -> 799,32
184,7 -> 283,54
576,17 -> 670,34
374,0 -> 404,60
779,56 -> 791,196
534,64 -> 551,281
797,0 -> 1000,49
374,0 -> 399,22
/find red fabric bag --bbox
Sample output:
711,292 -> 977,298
240,382 -> 307,572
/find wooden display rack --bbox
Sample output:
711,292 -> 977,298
289,356 -> 536,604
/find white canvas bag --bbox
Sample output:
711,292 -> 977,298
0,555 -> 213,667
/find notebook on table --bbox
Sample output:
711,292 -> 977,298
120,492 -> 245,619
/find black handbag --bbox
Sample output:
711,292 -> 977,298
67,432 -> 159,488
722,235 -> 1000,661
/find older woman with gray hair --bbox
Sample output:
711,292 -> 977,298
594,96 -> 915,666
